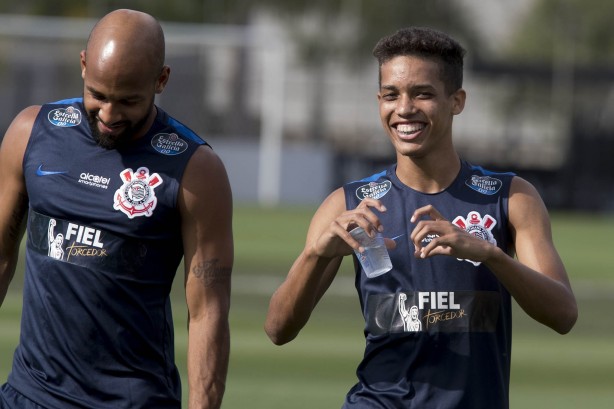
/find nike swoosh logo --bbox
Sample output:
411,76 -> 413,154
36,164 -> 68,176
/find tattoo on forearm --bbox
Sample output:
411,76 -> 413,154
192,259 -> 231,287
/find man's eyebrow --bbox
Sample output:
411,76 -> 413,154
85,85 -> 102,94
413,83 -> 437,90
380,84 -> 398,91
380,83 -> 437,91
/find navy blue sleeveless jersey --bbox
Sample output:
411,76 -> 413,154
342,161 -> 515,409
10,98 -> 207,408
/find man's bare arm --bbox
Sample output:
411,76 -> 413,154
0,106 -> 39,306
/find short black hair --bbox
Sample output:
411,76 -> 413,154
372,27 -> 466,94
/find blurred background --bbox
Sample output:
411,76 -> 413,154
0,0 -> 613,210
0,1 -> 613,408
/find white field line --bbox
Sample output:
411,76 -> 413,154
232,274 -> 614,300
232,274 -> 356,297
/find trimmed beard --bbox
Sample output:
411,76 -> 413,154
86,108 -> 152,150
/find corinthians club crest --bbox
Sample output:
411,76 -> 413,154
114,167 -> 163,218
452,211 -> 497,266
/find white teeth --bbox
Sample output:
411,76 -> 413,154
397,123 -> 425,134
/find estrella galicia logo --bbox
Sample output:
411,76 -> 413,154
48,106 -> 82,127
465,175 -> 503,195
151,133 -> 188,156
356,180 -> 392,200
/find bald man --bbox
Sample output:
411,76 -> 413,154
0,9 -> 232,409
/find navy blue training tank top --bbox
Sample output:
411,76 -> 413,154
342,161 -> 515,409
10,98 -> 207,408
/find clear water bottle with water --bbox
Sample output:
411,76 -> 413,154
349,227 -> 393,278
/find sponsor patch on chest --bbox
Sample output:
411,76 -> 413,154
355,180 -> 392,200
47,106 -> 82,127
151,133 -> 188,155
28,210 -> 149,273
367,290 -> 501,335
465,175 -> 503,195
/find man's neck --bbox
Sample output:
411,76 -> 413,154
395,150 -> 461,194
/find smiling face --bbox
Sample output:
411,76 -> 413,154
377,55 -> 465,160
79,9 -> 169,149
81,53 -> 162,149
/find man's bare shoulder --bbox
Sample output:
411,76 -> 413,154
184,145 -> 227,177
12,105 -> 41,127
508,175 -> 551,231
1,105 -> 41,163
2,105 -> 41,145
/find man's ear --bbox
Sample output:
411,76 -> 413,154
451,88 -> 466,115
155,65 -> 171,94
80,50 -> 87,80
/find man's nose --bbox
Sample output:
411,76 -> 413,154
396,95 -> 416,116
97,102 -> 121,124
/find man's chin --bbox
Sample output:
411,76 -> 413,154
95,133 -> 124,150
87,119 -> 122,149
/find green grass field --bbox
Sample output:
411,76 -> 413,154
1,206 -> 613,408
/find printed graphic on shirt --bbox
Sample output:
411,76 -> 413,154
398,293 -> 422,331
356,180 -> 392,200
113,167 -> 163,219
28,212 -> 108,266
78,172 -> 111,190
366,291 -> 500,335
420,233 -> 439,247
151,133 -> 188,156
452,211 -> 497,266
48,106 -> 82,127
28,210 -> 148,273
36,164 -> 68,177
47,219 -> 66,260
465,175 -> 503,195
